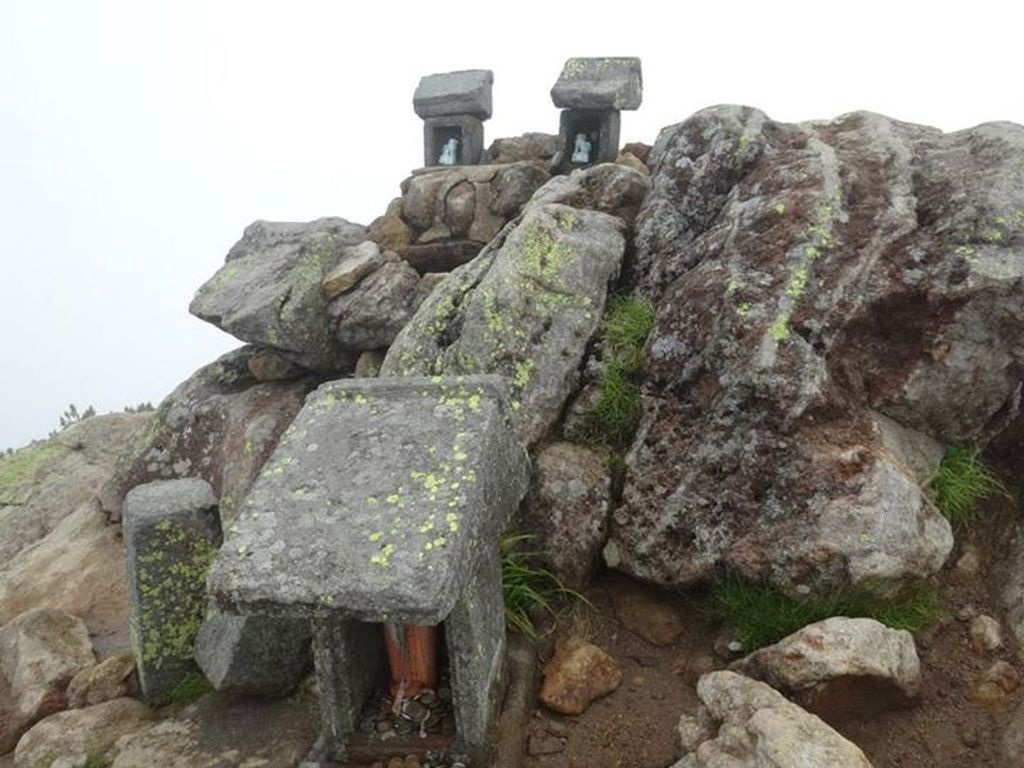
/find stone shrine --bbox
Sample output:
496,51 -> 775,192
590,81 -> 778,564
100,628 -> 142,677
413,69 -> 493,167
550,57 -> 643,170
207,375 -> 531,764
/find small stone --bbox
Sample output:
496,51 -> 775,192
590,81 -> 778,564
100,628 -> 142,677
970,615 -> 1004,653
354,349 -> 386,378
67,651 -> 135,709
956,546 -> 981,576
974,661 -> 1021,709
539,637 -> 622,715
962,722 -> 980,748
528,732 -> 566,756
321,241 -> 384,299
376,720 -> 392,734
957,604 -> 979,621
615,151 -> 649,176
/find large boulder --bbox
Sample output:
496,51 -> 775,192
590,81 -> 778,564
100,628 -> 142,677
0,500 -> 130,657
108,691 -> 318,767
327,260 -> 428,351
381,203 -> 626,446
521,442 -> 612,589
13,698 -> 153,768
674,671 -> 872,768
527,162 -> 651,226
98,347 -> 314,526
611,106 -> 1024,595
0,609 -> 96,754
190,218 -> 366,372
0,413 -> 148,563
729,617 -> 920,722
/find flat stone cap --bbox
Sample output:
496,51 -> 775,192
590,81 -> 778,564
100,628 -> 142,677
207,375 -> 530,625
550,57 -> 642,111
123,477 -> 218,527
414,69 -> 494,120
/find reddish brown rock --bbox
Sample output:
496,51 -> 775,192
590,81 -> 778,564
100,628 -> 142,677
539,637 -> 622,715
66,651 -> 136,709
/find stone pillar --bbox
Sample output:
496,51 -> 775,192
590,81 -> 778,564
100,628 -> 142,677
312,616 -> 388,760
122,477 -> 222,706
413,69 -> 493,167
446,539 -> 507,765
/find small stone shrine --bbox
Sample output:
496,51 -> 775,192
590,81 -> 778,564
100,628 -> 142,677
414,69 -> 493,167
550,57 -> 643,170
207,375 -> 531,764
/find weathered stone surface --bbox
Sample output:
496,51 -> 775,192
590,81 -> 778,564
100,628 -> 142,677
367,198 -> 413,253
354,349 -> 385,378
109,690 -> 317,767
0,500 -> 130,657
382,204 -> 626,446
194,613 -> 310,696
491,163 -> 553,219
246,348 -> 306,382
550,57 -> 643,111
488,133 -> 558,166
730,617 -> 920,721
673,671 -> 872,768
413,69 -> 493,120
610,583 -> 684,647
190,218 -> 366,372
521,442 -> 611,589
401,241 -> 484,274
0,413 -> 147,563
14,698 -> 153,768
99,347 -> 314,526
0,609 -> 96,754
615,150 -> 649,176
539,637 -> 622,715
970,614 -> 1004,653
208,376 -> 529,623
320,240 -> 384,298
527,163 -> 650,226
974,660 -> 1020,709
610,106 -> 1024,595
122,478 -> 222,707
328,261 -> 426,351
67,651 -> 135,709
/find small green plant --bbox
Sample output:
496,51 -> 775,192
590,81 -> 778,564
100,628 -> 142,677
166,670 -> 213,706
570,296 -> 656,450
710,573 -> 938,651
929,447 -> 1010,524
500,533 -> 581,639
84,755 -> 113,768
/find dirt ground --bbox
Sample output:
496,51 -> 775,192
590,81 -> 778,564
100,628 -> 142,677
524,535 -> 1024,768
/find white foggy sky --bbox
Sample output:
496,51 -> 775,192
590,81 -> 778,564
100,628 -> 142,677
1,0 -> 1022,450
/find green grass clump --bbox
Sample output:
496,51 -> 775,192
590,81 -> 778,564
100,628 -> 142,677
570,296 -> 656,450
500,533 -> 581,639
710,573 -> 938,651
166,670 -> 213,706
929,447 -> 1009,525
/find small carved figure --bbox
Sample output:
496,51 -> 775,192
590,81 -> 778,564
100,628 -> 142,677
438,137 -> 459,166
571,132 -> 592,163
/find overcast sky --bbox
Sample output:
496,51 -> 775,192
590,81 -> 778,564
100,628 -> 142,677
2,1 -> 1022,450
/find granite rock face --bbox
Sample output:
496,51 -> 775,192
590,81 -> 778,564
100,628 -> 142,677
328,260 -> 427,351
488,133 -> 558,166
413,69 -> 493,120
14,697 -> 153,768
194,613 -> 311,697
527,163 -> 651,226
0,608 -> 96,754
122,478 -> 222,707
190,218 -> 366,372
730,617 -> 920,721
550,57 -> 643,111
382,204 -> 626,446
521,442 -> 611,589
611,106 -> 1024,596
99,347 -> 314,526
673,671 -> 872,768
0,413 -> 148,563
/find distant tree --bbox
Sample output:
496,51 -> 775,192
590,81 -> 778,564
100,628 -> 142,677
50,403 -> 97,436
123,402 -> 155,413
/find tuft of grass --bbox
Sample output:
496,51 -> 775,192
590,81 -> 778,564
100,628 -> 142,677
166,670 -> 213,706
501,533 -> 583,639
569,296 -> 656,450
929,447 -> 1010,525
710,573 -> 939,651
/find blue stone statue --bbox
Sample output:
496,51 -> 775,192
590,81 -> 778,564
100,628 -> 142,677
571,132 -> 592,164
438,137 -> 459,166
